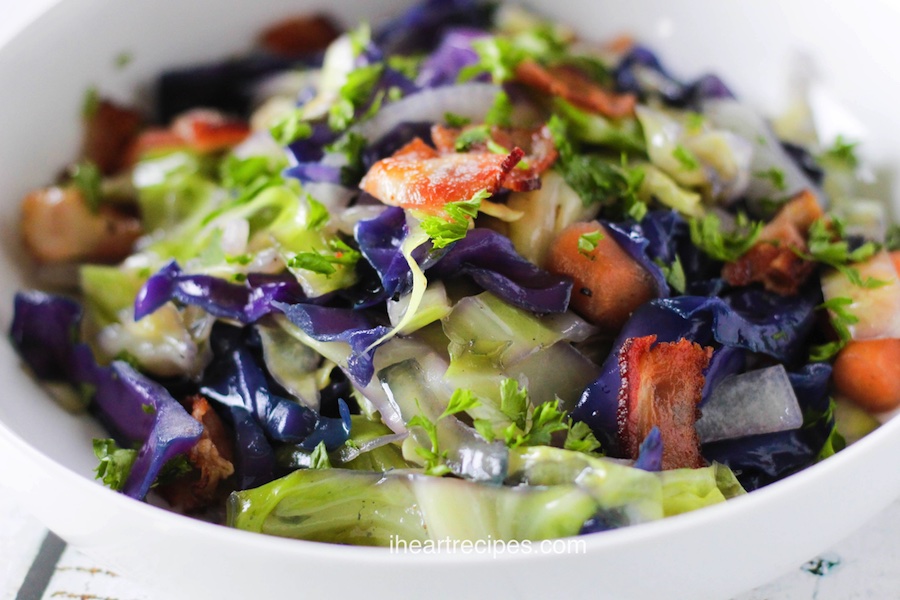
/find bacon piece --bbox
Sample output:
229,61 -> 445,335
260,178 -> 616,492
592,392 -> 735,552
21,186 -> 142,264
723,190 -> 823,295
431,124 -> 557,192
617,335 -> 713,470
159,395 -> 235,511
82,99 -> 143,175
124,109 -> 251,165
258,14 -> 341,57
359,137 -> 525,214
515,59 -> 637,119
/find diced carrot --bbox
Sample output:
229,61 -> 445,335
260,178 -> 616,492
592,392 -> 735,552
832,338 -> 900,413
545,221 -> 656,331
890,250 -> 900,276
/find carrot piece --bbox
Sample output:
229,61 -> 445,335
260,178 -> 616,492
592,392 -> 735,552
545,221 -> 656,331
890,250 -> 900,276
832,338 -> 900,413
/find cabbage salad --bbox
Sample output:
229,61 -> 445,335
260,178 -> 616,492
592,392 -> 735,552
10,0 -> 900,546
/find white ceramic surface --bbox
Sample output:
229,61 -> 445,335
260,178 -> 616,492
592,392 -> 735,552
1,1 -> 899,599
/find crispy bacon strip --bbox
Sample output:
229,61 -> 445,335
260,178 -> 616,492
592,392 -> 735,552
723,190 -> 823,295
431,124 -> 557,192
159,395 -> 235,511
125,109 -> 251,165
617,335 -> 713,470
258,14 -> 341,57
82,99 -> 143,175
359,137 -> 525,214
515,59 -> 637,119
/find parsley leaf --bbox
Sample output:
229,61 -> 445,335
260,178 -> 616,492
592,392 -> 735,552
70,161 -> 103,213
326,131 -> 368,186
81,86 -> 100,119
440,388 -> 482,420
458,36 -> 526,83
288,238 -> 361,277
309,441 -> 332,469
444,112 -> 471,128
305,195 -> 329,231
269,108 -> 313,146
689,212 -> 763,262
407,413 -> 451,476
655,255 -> 686,294
454,125 -> 490,151
328,63 -> 385,131
93,438 -> 137,491
887,224 -> 900,252
420,189 -> 489,249
547,115 -> 646,217
672,145 -> 700,170
821,135 -> 859,169
577,229 -> 604,257
485,91 -> 514,128
564,421 -> 602,454
755,167 -> 787,191
801,218 -> 886,288
809,297 -> 858,361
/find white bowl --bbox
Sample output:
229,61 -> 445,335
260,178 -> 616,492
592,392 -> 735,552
2,1 -> 900,599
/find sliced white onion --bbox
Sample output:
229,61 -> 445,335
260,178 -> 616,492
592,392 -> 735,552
703,98 -> 824,207
351,82 -> 502,143
821,250 -> 900,341
696,364 -> 803,444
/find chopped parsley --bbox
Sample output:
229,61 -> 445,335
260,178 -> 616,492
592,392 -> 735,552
821,135 -> 859,169
755,167 -> 787,191
655,255 -> 686,294
93,438 -> 137,492
459,36 -> 526,84
564,421 -> 603,454
672,144 -> 700,171
326,131 -> 368,186
809,297 -> 858,361
407,411 -> 451,477
689,212 -> 763,262
305,195 -> 329,231
444,112 -> 471,128
577,229 -> 604,257
886,224 -> 900,252
70,161 -> 103,212
269,108 -> 313,146
81,86 -> 100,119
454,125 -> 490,151
485,91 -> 514,128
328,63 -> 385,131
386,54 -> 421,80
420,189 -> 489,249
801,218 -> 886,288
288,238 -> 361,277
547,115 -> 646,217
309,441 -> 332,469
115,51 -> 133,69
439,388 -> 482,420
